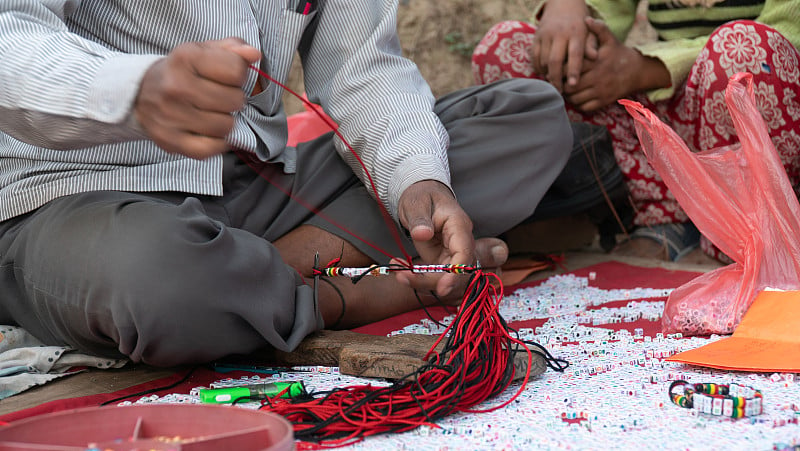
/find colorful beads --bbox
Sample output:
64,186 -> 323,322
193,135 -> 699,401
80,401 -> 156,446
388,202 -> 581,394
319,264 -> 476,278
670,380 -> 764,418
321,265 -> 389,277
116,272 -> 800,449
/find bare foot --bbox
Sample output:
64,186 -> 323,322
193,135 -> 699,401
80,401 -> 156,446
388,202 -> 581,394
674,247 -> 724,267
611,237 -> 671,261
317,237 -> 508,329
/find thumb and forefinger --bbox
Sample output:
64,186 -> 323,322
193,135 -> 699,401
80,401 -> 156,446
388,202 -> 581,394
396,183 -> 476,296
218,37 -> 262,65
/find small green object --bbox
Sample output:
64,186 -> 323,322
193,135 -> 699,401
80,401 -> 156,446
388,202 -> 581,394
199,381 -> 306,404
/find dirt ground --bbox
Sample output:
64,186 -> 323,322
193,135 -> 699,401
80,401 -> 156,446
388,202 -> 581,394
284,0 -> 654,114
394,0 -> 536,96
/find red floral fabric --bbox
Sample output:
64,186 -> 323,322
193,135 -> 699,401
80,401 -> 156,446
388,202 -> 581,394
472,20 -> 800,262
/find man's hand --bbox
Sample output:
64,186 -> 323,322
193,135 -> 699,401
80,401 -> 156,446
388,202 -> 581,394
532,0 -> 596,93
393,180 -> 475,297
134,38 -> 261,159
564,18 -> 671,112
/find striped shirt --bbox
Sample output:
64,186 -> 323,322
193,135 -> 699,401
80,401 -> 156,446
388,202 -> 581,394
647,0 -> 767,39
0,0 -> 451,222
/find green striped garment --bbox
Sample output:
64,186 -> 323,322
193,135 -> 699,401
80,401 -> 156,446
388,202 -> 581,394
648,0 -> 765,40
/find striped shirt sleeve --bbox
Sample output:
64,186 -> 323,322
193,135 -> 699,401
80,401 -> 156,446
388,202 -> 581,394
300,0 -> 451,216
0,0 -> 162,149
0,0 -> 452,222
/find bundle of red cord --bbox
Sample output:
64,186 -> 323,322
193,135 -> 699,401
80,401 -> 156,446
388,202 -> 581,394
243,66 -> 567,447
260,270 -> 566,448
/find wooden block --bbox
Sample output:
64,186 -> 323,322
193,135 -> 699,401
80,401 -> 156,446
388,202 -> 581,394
270,330 -> 548,382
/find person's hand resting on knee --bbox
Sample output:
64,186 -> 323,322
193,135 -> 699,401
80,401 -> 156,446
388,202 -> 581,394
531,0 -> 597,93
563,18 -> 671,112
531,1 -> 671,111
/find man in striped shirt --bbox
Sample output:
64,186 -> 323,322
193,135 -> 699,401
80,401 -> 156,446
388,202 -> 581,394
0,1 -> 571,366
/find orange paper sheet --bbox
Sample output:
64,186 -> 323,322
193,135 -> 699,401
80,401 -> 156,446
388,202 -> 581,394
668,290 -> 800,372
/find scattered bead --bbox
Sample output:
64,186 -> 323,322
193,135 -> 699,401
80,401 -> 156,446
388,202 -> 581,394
120,273 -> 800,449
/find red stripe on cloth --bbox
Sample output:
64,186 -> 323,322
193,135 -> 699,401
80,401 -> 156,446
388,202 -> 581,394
0,367 -> 224,423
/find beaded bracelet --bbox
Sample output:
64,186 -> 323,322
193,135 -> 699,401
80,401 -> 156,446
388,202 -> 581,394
669,380 -> 763,419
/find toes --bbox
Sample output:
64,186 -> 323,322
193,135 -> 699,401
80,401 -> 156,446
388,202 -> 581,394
611,237 -> 670,261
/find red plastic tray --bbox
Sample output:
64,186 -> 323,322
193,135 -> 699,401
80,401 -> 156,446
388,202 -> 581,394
0,404 -> 293,450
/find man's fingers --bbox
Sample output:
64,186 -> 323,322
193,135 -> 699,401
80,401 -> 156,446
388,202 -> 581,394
396,180 -> 475,297
567,89 -> 602,113
218,37 -> 262,64
134,37 -> 263,159
397,271 -> 454,296
140,90 -> 237,137
146,123 -> 225,158
190,44 -> 254,87
151,70 -> 245,117
177,134 -> 230,159
391,257 -> 450,294
441,217 -> 474,266
474,238 -> 509,268
187,79 -> 247,113
435,273 -> 459,297
183,110 -> 236,138
393,267 -> 459,298
398,190 -> 436,242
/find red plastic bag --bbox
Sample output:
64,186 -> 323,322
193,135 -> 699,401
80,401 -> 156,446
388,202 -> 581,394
620,73 -> 800,336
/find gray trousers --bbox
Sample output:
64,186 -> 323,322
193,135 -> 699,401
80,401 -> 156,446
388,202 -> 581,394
0,79 -> 571,366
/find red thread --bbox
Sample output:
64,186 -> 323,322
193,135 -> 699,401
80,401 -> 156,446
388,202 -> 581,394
240,66 -> 566,448
233,150 -> 399,262
261,271 -> 541,448
244,65 -> 413,266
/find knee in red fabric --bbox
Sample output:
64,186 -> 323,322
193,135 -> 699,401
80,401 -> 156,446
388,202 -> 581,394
471,20 -> 537,84
704,20 -> 795,79
709,19 -> 777,41
702,19 -> 800,173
